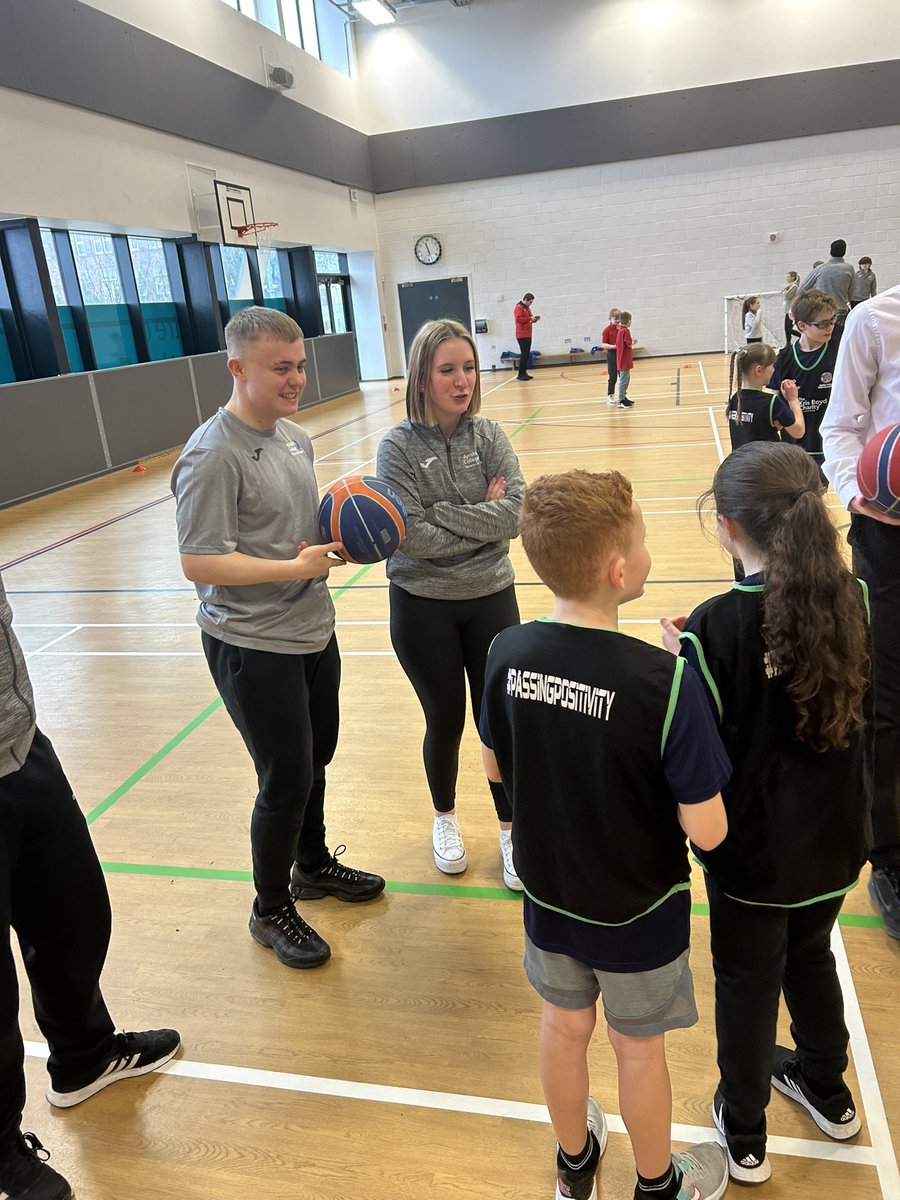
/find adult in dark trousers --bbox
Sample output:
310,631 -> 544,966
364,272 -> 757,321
822,282 -> 900,940
514,293 -> 540,380
0,573 -> 180,1200
799,240 -> 855,327
850,257 -> 877,308
781,271 -> 800,346
172,307 -> 384,972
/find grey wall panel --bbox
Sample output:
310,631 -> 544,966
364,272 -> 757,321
0,0 -> 373,191
370,60 -> 900,191
0,374 -> 106,506
189,352 -> 230,423
93,359 -> 198,466
310,333 -> 359,402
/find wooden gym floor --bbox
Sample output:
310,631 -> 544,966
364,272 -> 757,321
4,354 -> 899,1199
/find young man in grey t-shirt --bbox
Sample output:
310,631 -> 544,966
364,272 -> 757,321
171,308 -> 384,969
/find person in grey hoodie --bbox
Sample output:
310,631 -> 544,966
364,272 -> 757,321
799,240 -> 855,324
0,572 -> 180,1200
377,319 -> 525,890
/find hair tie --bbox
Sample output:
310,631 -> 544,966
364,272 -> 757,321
789,487 -> 811,504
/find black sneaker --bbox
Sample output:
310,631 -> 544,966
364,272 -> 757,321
46,1028 -> 181,1108
517,374 -> 534,381
555,1096 -> 608,1200
712,1089 -> 771,1183
868,867 -> 900,939
291,845 -> 385,903
770,1045 -> 861,1139
249,900 -> 331,968
617,398 -> 635,408
0,1132 -> 71,1200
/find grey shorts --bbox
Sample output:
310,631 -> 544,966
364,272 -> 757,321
524,934 -> 698,1037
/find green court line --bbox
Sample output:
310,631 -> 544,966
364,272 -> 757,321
508,407 -> 544,440
330,561 -> 374,601
85,697 -> 223,826
96,861 -> 886,930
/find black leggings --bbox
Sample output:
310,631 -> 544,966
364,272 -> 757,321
516,337 -> 532,377
389,583 -> 519,821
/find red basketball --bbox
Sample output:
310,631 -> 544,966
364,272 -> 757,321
856,423 -> 900,515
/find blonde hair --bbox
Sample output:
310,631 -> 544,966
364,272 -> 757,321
520,470 -> 635,601
225,306 -> 303,354
405,319 -> 482,426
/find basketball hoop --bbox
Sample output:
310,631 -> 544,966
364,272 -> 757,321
235,221 -> 279,250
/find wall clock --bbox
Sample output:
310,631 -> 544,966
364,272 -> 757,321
414,234 -> 442,265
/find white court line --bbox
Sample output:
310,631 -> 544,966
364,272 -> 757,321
315,427 -> 388,463
698,361 -> 709,395
831,927 -> 900,1198
480,374 -> 517,399
25,626 -> 84,657
15,621 -> 392,628
18,1040 -> 881,1166
487,392 -> 707,413
707,406 -> 726,463
515,441 -> 719,458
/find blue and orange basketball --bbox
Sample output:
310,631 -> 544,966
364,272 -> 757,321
856,423 -> 900,515
318,475 -> 407,564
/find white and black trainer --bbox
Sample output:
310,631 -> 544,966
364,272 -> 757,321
712,1089 -> 771,1183
46,1028 -> 181,1109
770,1045 -> 861,1139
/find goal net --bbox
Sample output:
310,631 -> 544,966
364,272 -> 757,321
723,291 -> 784,353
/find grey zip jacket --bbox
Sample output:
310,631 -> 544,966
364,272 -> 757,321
0,572 -> 36,780
376,416 -> 525,600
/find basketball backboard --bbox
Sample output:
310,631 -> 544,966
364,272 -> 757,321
214,180 -> 258,247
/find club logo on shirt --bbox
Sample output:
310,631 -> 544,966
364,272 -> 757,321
420,456 -> 438,469
507,668 -> 616,720
251,448 -> 263,461
462,451 -> 481,468
821,372 -> 833,385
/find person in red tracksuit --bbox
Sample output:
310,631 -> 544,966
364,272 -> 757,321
514,293 -> 540,380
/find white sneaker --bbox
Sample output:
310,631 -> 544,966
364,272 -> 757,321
433,814 -> 467,874
606,396 -> 617,405
499,828 -> 523,891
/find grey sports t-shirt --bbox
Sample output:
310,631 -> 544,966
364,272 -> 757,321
171,408 -> 335,654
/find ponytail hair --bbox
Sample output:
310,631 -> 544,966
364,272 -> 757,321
726,343 -> 777,420
741,295 -> 760,322
700,442 -> 868,752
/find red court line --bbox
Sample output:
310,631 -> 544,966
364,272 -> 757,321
2,395 -> 407,571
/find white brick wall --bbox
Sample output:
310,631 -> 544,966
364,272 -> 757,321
374,126 -> 900,375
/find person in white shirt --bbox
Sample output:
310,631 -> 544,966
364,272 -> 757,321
821,284 -> 900,941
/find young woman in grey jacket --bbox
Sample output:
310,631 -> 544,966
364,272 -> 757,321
377,319 -> 525,890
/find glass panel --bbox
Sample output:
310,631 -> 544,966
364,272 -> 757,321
238,0 -> 256,15
219,246 -> 255,301
280,0 -> 302,46
259,248 -> 285,299
315,250 -> 340,274
313,0 -> 347,74
300,0 -> 320,58
85,305 -> 138,368
0,318 -> 16,383
70,232 -> 125,304
330,282 -> 347,333
39,229 -> 68,305
319,282 -> 333,334
141,302 -> 184,361
255,0 -> 282,34
219,0 -> 239,8
58,308 -> 84,372
128,237 -> 174,303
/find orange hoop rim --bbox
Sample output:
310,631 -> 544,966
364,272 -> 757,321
235,221 -> 279,238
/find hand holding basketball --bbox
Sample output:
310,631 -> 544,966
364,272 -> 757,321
855,422 -> 900,522
850,497 -> 900,526
294,541 -> 346,577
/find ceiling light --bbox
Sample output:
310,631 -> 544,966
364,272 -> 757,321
352,0 -> 396,24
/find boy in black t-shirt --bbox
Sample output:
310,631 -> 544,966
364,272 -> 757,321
479,470 -> 730,1200
770,289 -> 840,475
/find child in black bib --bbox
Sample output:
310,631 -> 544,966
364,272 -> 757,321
662,442 -> 872,1186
